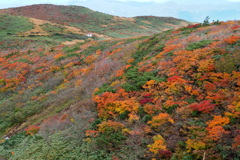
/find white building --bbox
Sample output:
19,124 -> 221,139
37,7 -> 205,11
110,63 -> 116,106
86,33 -> 93,37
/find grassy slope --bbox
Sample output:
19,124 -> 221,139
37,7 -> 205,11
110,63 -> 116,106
0,21 -> 239,159
0,4 -> 191,38
0,14 -> 101,52
0,14 -> 36,51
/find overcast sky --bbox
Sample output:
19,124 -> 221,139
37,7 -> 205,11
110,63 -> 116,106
1,0 -> 240,22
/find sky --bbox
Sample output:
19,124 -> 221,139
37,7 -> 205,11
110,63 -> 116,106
1,0 -> 240,22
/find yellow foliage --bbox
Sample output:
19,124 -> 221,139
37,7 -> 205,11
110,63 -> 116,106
197,59 -> 214,72
127,58 -> 135,64
122,128 -> 130,135
114,99 -> 139,114
110,80 -> 120,87
148,135 -> 167,154
186,139 -> 206,152
225,100 -> 240,118
50,66 -> 60,72
84,138 -> 92,143
64,62 -> 74,68
143,80 -> 157,89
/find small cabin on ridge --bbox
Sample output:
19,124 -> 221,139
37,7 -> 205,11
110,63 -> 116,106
86,33 -> 93,37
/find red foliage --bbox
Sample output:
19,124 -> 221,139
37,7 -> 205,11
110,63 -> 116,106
143,93 -> 152,97
189,100 -> 216,113
168,76 -> 186,83
231,25 -> 240,30
140,97 -> 153,105
186,23 -> 201,29
232,134 -> 240,149
158,150 -> 173,158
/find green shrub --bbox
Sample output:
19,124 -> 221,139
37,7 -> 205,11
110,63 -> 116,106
186,40 -> 212,51
5,51 -> 19,59
94,83 -> 117,95
63,45 -> 80,53
215,53 -> 240,73
142,114 -> 152,123
185,97 -> 197,104
95,131 -> 127,151
119,111 -> 130,120
121,68 -> 166,92
91,119 -> 102,129
166,104 -> 179,114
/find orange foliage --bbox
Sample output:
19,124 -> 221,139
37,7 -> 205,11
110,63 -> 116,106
204,82 -> 217,91
93,88 -> 139,119
224,36 -> 240,44
25,125 -> 40,136
54,53 -> 64,59
144,104 -> 161,115
64,62 -> 74,68
162,44 -> 179,53
115,65 -> 131,77
207,115 -> 230,129
96,49 -> 102,55
85,130 -> 99,137
128,112 -> 140,122
107,48 -> 122,55
205,115 -> 230,141
115,69 -> 124,77
98,121 -> 125,133
0,57 -> 4,62
206,126 -> 229,141
148,113 -> 174,128
84,54 -> 97,64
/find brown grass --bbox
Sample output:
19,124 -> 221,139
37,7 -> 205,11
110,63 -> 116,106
141,21 -> 152,24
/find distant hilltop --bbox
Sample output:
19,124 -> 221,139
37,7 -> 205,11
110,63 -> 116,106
0,4 -> 192,39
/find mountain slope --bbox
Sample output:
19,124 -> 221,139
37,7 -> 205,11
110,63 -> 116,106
0,20 -> 239,159
0,4 -> 191,38
0,13 -> 108,52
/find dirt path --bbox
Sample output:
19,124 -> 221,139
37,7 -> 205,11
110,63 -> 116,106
62,39 -> 85,45
18,18 -> 49,36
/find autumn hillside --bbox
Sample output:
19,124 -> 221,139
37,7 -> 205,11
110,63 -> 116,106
0,4 -> 191,39
0,20 -> 240,159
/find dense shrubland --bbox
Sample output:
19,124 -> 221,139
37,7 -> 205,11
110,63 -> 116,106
0,20 -> 239,160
